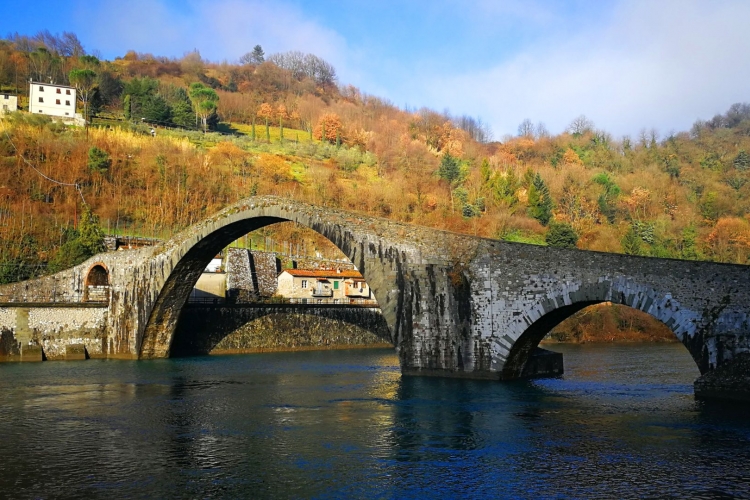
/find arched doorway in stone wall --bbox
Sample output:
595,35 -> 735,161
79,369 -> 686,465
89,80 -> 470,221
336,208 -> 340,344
84,264 -> 110,302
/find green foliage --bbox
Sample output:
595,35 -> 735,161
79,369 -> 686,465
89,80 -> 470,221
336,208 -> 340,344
334,147 -> 364,172
490,168 -> 519,207
452,187 -> 469,205
462,203 -> 480,218
140,94 -> 171,123
47,207 -> 105,273
527,172 -> 553,226
545,222 -> 578,248
597,194 -> 617,224
726,175 -> 748,191
87,146 -> 111,174
662,154 -> 680,179
734,150 -> 750,171
189,82 -> 219,132
699,191 -> 719,221
592,172 -> 621,195
700,152 -> 723,171
437,153 -> 462,185
0,235 -> 44,284
123,94 -> 131,120
480,158 -> 491,183
632,220 -> 655,244
680,224 -> 699,260
160,85 -> 194,128
69,68 -> 98,119
501,230 -> 546,246
622,226 -> 642,255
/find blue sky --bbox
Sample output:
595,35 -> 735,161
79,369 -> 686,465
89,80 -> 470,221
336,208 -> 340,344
3,0 -> 749,139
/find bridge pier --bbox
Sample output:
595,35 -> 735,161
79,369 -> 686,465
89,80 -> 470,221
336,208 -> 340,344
694,353 -> 750,402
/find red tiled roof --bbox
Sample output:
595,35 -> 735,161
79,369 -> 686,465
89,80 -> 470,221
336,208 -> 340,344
281,269 -> 363,279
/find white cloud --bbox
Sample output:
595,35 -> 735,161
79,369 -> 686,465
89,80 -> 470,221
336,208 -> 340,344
86,0 -> 349,69
410,0 -> 750,138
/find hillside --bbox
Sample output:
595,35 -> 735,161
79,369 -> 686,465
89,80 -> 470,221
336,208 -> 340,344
0,32 -> 748,340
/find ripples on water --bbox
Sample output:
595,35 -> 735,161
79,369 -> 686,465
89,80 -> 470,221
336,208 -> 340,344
1,343 -> 749,499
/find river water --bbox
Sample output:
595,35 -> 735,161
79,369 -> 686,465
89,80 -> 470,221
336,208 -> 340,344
1,343 -> 749,499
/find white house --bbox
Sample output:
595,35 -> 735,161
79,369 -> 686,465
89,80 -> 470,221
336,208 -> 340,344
0,94 -> 18,115
276,268 -> 375,304
28,81 -> 81,122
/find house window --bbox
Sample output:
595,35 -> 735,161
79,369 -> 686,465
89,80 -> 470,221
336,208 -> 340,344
333,281 -> 339,290
3,95 -> 8,99
39,86 -> 44,91
65,100 -> 70,106
56,99 -> 61,105
56,88 -> 61,94
65,112 -> 69,116
2,105 -> 7,111
301,279 -> 308,289
38,97 -> 43,103
66,89 -> 71,95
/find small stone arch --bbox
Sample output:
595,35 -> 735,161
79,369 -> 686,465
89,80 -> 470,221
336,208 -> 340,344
84,263 -> 110,302
499,279 -> 704,379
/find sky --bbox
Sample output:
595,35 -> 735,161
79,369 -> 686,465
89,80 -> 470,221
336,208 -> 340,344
3,0 -> 750,140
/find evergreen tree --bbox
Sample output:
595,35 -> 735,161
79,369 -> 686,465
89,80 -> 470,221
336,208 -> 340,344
680,224 -> 699,260
734,150 -> 750,171
87,147 -> 110,174
48,207 -> 105,272
622,226 -> 642,255
437,153 -> 462,184
527,173 -> 553,226
545,222 -> 578,248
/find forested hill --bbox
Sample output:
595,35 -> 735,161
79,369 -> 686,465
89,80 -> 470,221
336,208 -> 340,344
0,31 -> 749,284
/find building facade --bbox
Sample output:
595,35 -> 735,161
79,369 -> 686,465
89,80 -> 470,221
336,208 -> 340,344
277,269 -> 375,304
0,94 -> 18,115
28,82 -> 78,119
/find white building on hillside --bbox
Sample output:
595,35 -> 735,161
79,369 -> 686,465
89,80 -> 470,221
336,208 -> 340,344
28,81 -> 80,121
0,94 -> 18,115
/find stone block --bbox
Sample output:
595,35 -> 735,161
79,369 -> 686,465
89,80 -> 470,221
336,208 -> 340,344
65,343 -> 87,361
20,344 -> 43,362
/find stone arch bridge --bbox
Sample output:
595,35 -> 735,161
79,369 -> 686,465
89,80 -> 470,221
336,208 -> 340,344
1,196 -> 749,397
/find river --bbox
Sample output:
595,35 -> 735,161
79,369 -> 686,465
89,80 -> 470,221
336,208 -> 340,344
1,343 -> 749,499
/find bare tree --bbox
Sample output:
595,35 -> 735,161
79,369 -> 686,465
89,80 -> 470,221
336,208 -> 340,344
518,118 -> 534,137
535,122 -> 550,138
567,115 -> 594,135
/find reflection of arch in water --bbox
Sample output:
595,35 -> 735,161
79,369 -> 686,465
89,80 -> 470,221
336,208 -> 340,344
84,263 -> 110,302
501,280 -> 703,379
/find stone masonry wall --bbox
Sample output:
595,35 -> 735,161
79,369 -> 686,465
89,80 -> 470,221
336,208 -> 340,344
0,305 -> 108,359
251,251 -> 278,297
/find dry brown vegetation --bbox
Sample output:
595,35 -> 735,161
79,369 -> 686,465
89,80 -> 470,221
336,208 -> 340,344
546,303 -> 677,343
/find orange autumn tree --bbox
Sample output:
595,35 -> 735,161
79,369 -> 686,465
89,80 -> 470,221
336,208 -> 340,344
706,217 -> 750,264
314,113 -> 344,144
257,103 -> 273,142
